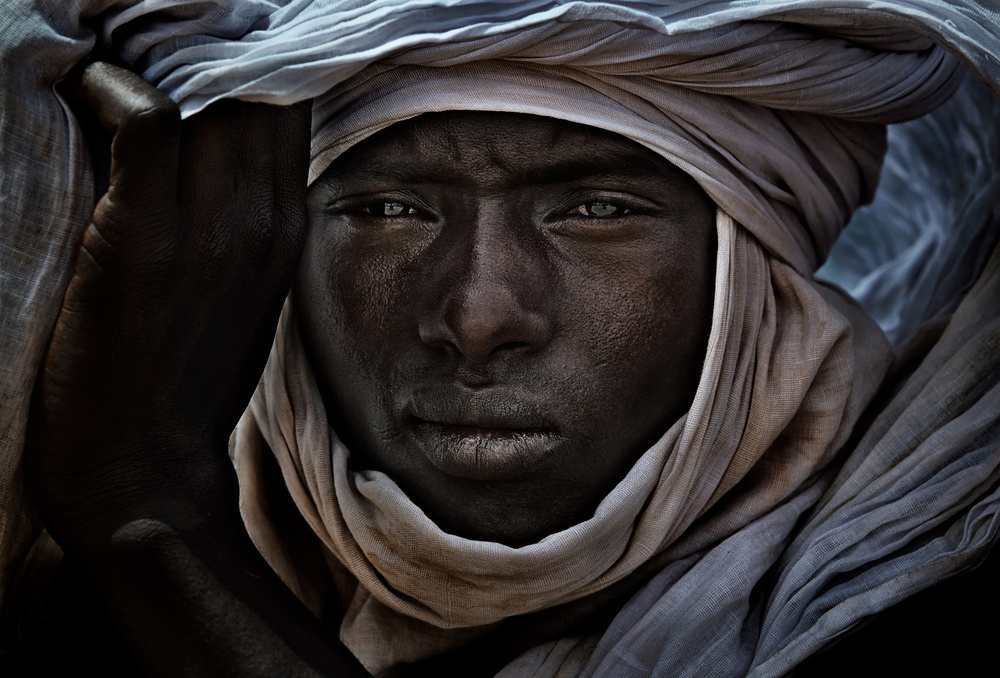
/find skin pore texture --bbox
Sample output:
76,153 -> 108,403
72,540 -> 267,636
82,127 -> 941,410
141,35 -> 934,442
297,112 -> 717,546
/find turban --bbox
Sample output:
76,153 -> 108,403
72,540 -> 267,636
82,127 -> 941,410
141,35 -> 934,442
3,3 -> 1000,677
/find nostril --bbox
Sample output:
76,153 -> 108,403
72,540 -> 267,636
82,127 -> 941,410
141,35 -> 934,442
418,295 -> 553,362
418,318 -> 460,353
491,340 -> 534,356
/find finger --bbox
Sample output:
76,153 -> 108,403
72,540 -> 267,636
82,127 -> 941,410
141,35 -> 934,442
175,98 -> 247,265
76,62 -> 180,220
178,100 -> 308,273
233,100 -> 310,270
268,100 -> 311,268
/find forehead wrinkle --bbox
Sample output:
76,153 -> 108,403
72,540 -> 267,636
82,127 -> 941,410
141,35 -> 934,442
334,155 -> 681,192
407,116 -> 527,187
332,158 -> 468,185
411,114 -> 699,191
324,111 -> 704,195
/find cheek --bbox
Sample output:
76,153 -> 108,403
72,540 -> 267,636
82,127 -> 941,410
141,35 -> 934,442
297,233 -> 423,443
295,227 -> 412,387
575,280 -> 687,392
560,237 -> 715,422
334,245 -> 417,337
572,247 -> 709,356
300,221 -> 422,340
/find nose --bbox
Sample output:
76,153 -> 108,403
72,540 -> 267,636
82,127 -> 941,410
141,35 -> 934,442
418,204 -> 554,363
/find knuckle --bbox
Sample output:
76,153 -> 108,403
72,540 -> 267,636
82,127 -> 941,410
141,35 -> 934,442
264,177 -> 306,260
241,214 -> 279,266
196,207 -> 237,267
83,62 -> 180,135
271,214 -> 306,265
124,98 -> 181,137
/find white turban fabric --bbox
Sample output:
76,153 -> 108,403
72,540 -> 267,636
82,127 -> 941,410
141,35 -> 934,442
3,3 -> 1000,678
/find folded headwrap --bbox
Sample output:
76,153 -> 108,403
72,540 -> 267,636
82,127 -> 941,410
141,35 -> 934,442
3,3 -> 1000,677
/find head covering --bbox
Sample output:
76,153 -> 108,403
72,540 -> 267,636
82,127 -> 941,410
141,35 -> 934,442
2,3 -> 1000,678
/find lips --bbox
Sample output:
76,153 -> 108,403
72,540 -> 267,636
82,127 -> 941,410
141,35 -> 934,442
402,389 -> 564,481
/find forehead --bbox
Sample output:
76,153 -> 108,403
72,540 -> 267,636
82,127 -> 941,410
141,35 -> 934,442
316,111 -> 698,190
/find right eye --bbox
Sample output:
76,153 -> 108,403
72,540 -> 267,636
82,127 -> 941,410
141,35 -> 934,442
568,201 -> 631,218
360,201 -> 419,217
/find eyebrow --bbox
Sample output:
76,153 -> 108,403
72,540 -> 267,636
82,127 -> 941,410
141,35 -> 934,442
331,149 -> 681,188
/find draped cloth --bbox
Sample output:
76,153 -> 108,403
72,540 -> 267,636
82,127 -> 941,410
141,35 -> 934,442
3,2 -> 1000,677
233,209 -> 893,671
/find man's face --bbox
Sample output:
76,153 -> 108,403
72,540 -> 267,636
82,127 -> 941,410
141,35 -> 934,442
297,112 -> 716,545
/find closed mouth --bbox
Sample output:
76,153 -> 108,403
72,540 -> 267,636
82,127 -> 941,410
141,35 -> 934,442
406,394 -> 556,429
410,417 -> 563,480
416,420 -> 555,437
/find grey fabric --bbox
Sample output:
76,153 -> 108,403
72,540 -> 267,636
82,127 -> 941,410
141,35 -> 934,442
819,70 -> 1000,348
578,242 -> 1000,677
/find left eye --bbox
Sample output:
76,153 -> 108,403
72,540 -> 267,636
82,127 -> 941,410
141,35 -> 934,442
361,201 -> 418,217
570,201 -> 630,217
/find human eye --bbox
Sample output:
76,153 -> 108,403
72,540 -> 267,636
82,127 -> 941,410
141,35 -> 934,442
545,193 -> 655,242
322,194 -> 435,229
568,201 -> 632,218
359,200 -> 420,218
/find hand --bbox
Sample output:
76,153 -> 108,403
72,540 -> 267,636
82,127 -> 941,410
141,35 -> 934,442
27,61 -> 309,554
23,63 -> 368,678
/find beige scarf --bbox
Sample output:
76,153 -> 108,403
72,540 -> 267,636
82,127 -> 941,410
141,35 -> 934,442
232,209 -> 891,671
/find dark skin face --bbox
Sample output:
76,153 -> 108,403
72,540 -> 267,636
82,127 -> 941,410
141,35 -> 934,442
298,112 -> 716,546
